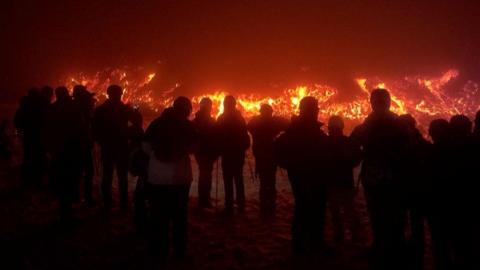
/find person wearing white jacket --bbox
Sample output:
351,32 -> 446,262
143,97 -> 197,263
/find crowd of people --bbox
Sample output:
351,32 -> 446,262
8,84 -> 480,270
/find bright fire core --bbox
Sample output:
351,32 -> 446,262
65,68 -> 479,133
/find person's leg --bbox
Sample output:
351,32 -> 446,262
147,185 -> 171,260
172,184 -> 191,258
259,164 -> 277,215
329,187 -> 345,243
364,185 -> 389,269
117,151 -> 129,210
197,155 -> 214,207
383,186 -> 407,270
233,154 -> 245,211
222,156 -> 234,212
59,150 -> 79,220
288,170 -> 308,255
134,175 -> 148,233
101,148 -> 114,209
50,155 -> 71,219
409,201 -> 425,266
84,149 -> 95,204
309,184 -> 327,252
342,188 -> 361,242
428,206 -> 454,270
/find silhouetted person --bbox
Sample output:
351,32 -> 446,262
397,114 -> 430,268
216,96 -> 250,215
93,85 -> 132,210
72,85 -> 96,205
44,87 -> 83,220
40,86 -> 54,108
143,97 -> 197,264
193,97 -> 218,208
128,108 -> 148,232
448,114 -> 478,269
426,119 -> 455,270
275,96 -> 329,255
14,88 -> 48,187
325,115 -> 362,244
350,89 -> 406,270
247,104 -> 288,216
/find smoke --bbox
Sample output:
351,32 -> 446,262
1,0 -> 480,98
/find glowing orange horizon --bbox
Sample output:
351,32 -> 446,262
64,68 -> 480,133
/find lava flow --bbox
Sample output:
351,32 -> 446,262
64,68 -> 479,132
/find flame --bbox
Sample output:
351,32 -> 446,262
63,68 -> 480,132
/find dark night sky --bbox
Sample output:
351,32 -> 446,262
1,0 -> 480,98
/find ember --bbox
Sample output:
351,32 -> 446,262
65,68 -> 479,131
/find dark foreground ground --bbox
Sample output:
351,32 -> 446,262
0,102 -> 432,269
0,154 -> 434,270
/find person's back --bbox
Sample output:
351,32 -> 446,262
44,86 -> 83,219
193,98 -> 218,208
448,114 -> 478,269
14,88 -> 52,187
72,85 -> 96,205
45,87 -> 83,156
248,106 -> 288,161
326,116 -> 361,189
350,89 -> 406,270
276,114 -> 328,172
145,107 -> 197,167
93,87 -> 131,149
248,104 -> 288,215
216,95 -> 249,214
397,114 -> 431,267
216,109 -> 250,156
426,119 -> 455,269
93,85 -> 132,210
326,116 -> 361,243
143,97 -> 197,263
193,99 -> 217,158
14,89 -> 43,140
274,96 -> 329,255
351,90 -> 404,187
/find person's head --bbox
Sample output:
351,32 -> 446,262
299,96 -> 319,121
173,96 -> 192,119
199,97 -> 213,115
54,86 -> 70,102
370,88 -> 391,113
73,85 -> 87,100
107,85 -> 123,101
429,119 -> 450,144
260,104 -> 273,118
328,115 -> 344,136
449,114 -> 472,138
398,114 -> 416,130
223,95 -> 237,112
40,86 -> 54,103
